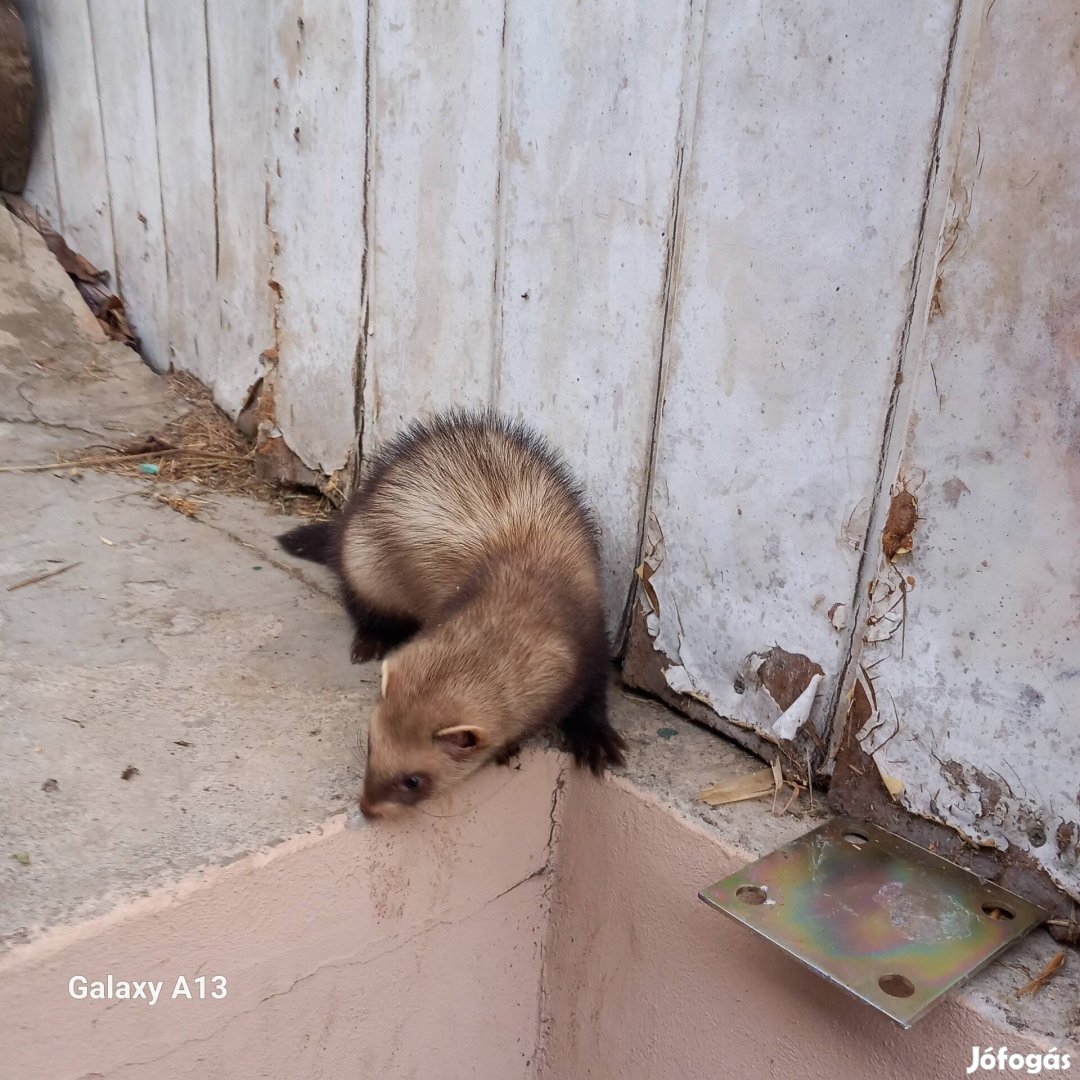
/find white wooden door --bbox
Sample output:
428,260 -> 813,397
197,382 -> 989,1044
624,0 -> 959,771
831,0 -> 1080,921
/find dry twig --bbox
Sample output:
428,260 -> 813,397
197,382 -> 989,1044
6,562 -> 81,592
1015,951 -> 1066,998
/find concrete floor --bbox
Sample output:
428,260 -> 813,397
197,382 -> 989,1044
0,207 -> 375,943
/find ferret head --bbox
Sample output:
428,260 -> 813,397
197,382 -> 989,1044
359,656 -> 496,818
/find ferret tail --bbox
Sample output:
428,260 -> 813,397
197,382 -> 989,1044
560,675 -> 626,775
276,521 -> 337,566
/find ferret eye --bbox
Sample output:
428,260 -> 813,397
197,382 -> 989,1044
393,772 -> 429,802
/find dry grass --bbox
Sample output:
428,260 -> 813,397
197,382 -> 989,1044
3,195 -> 336,520
69,372 -> 333,519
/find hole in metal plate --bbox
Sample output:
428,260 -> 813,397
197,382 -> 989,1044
736,884 -> 768,905
698,817 -> 1047,1027
878,973 -> 916,998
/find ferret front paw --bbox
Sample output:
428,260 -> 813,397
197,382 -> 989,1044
350,634 -> 388,664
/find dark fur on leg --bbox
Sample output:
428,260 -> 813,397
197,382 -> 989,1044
342,586 -> 419,663
277,521 -> 337,565
558,665 -> 626,775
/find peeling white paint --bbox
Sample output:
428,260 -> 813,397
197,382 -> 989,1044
664,664 -> 709,705
771,673 -> 822,742
663,665 -> 691,696
857,0 -> 1080,899
269,0 -> 368,473
644,1 -> 957,735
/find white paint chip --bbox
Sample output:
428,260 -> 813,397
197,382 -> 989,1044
770,672 -> 823,741
664,664 -> 696,697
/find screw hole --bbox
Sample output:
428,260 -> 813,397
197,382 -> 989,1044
981,902 -> 1015,921
842,830 -> 869,847
736,884 -> 768,906
733,676 -> 746,695
878,973 -> 915,998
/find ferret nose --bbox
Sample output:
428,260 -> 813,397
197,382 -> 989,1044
358,795 -> 380,819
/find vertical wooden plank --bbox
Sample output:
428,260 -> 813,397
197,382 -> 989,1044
203,0 -> 274,415
27,0 -> 115,282
87,0 -> 169,371
834,0 -> 1080,904
144,0 -> 218,384
496,0 -> 695,626
631,2 -> 958,748
363,0 -> 505,452
268,0 -> 368,473
17,1 -> 62,228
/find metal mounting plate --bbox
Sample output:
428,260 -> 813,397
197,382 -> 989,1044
699,817 -> 1047,1027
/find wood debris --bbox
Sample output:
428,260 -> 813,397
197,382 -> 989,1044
700,767 -> 777,806
6,561 -> 81,592
153,493 -> 203,518
777,785 -> 801,816
635,560 -> 661,617
873,756 -> 905,799
880,773 -> 904,798
1015,951 -> 1066,998
882,488 -> 918,561
701,756 -> 810,814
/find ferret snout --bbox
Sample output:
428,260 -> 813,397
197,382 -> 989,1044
358,793 -> 408,819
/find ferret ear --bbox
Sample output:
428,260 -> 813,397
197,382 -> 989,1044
434,724 -> 489,758
380,660 -> 393,698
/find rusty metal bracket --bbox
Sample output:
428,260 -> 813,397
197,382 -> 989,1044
699,817 -> 1047,1027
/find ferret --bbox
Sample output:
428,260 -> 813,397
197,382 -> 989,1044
276,410 -> 626,817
